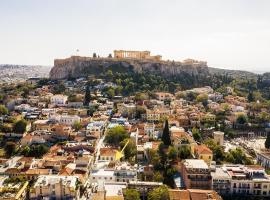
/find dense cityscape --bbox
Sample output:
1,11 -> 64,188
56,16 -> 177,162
1,1 -> 270,199
0,50 -> 270,200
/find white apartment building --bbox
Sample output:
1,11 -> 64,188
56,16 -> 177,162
59,114 -> 81,126
144,123 -> 156,138
211,165 -> 270,197
90,163 -> 137,186
114,162 -> 137,183
86,121 -> 106,137
30,175 -> 79,200
50,95 -> 68,106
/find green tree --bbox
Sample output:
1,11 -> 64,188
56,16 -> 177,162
236,114 -> 248,125
158,142 -> 168,167
192,127 -> 202,142
0,124 -> 13,133
162,120 -> 171,146
226,148 -> 253,165
106,88 -> 115,99
4,142 -> 16,158
13,119 -> 27,134
52,83 -> 66,94
21,87 -> 29,98
147,149 -> 161,168
153,171 -> 164,182
106,70 -> 113,81
84,85 -> 91,106
148,185 -> 169,200
21,146 -> 30,156
135,92 -> 148,102
196,93 -> 208,102
25,145 -> 49,158
125,189 -> 140,200
213,145 -> 226,164
135,105 -> 146,119
0,105 -> 8,116
93,53 -> 97,58
186,92 -> 197,101
265,133 -> 270,149
178,145 -> 192,160
257,112 -> 270,124
247,91 -> 255,102
120,139 -> 137,160
73,121 -> 82,131
105,126 -> 129,146
168,146 -> 177,161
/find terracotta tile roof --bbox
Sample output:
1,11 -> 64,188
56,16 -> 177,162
169,189 -> 190,200
59,167 -> 73,176
100,148 -> 117,157
25,168 -> 51,175
188,189 -> 222,200
169,189 -> 223,200
195,145 -> 212,155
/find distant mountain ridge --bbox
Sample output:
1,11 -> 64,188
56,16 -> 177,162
208,67 -> 258,79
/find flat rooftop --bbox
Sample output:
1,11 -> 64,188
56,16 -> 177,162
104,182 -> 127,197
211,167 -> 230,179
91,169 -> 114,177
184,159 -> 209,169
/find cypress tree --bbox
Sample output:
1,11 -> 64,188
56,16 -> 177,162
265,133 -> 270,149
84,85 -> 91,106
162,120 -> 171,146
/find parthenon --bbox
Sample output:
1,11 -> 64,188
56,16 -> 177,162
114,50 -> 162,61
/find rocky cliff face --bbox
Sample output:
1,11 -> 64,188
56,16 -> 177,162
49,56 -> 209,80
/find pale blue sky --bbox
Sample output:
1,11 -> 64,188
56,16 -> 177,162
0,0 -> 270,72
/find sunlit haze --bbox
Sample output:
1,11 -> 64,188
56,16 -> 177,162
1,0 -> 270,72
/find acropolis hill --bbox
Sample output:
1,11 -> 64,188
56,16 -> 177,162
49,50 -> 209,80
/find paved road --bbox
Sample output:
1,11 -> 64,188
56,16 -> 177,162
95,135 -> 105,164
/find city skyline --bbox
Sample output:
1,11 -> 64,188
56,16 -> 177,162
1,0 -> 270,73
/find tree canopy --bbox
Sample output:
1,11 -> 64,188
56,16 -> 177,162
84,85 -> 91,106
120,138 -> 137,160
4,141 -> 16,158
162,120 -> 171,146
148,185 -> 169,200
124,189 -> 140,200
13,119 -> 27,134
236,114 -> 248,125
105,126 -> 129,146
0,105 -> 8,116
21,144 -> 49,158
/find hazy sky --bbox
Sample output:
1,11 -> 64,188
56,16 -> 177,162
1,0 -> 270,72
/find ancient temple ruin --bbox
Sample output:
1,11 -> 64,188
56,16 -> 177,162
114,50 -> 162,61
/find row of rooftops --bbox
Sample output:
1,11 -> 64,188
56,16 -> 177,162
211,164 -> 270,181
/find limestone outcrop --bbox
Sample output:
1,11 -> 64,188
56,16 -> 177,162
49,56 -> 209,80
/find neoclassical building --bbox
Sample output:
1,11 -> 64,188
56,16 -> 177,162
114,50 -> 162,61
